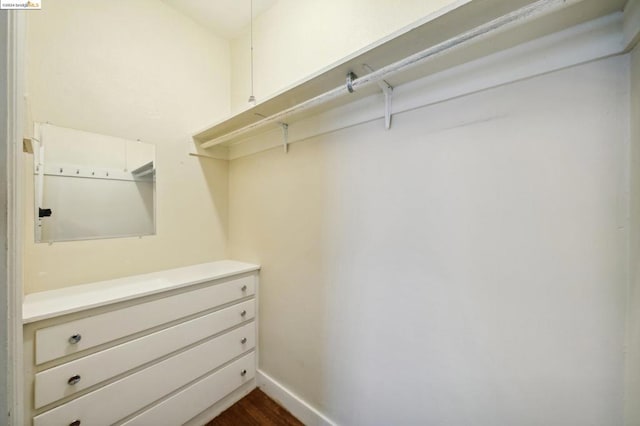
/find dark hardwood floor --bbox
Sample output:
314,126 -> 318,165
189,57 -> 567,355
207,389 -> 304,426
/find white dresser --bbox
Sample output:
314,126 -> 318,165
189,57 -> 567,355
22,260 -> 260,426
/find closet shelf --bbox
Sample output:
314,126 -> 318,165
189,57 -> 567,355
192,0 -> 626,150
131,161 -> 155,178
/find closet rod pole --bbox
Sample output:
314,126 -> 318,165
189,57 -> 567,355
200,0 -> 580,149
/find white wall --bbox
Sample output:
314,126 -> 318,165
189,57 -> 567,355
24,0 -> 231,293
229,0 -> 460,112
627,44 -> 640,426
229,56 -> 629,425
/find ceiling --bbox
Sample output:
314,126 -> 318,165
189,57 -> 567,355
161,0 -> 278,39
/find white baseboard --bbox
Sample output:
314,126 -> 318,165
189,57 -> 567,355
257,369 -> 336,426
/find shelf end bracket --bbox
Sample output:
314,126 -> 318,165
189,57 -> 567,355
382,85 -> 393,130
281,122 -> 289,153
363,64 -> 393,130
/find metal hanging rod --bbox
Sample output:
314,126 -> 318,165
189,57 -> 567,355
200,0 -> 580,149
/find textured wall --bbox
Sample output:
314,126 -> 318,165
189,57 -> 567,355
229,56 -> 629,425
23,0 -> 231,292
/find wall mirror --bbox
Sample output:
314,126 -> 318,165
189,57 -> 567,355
32,123 -> 156,243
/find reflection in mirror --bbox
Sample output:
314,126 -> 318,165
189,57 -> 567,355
33,123 -> 156,243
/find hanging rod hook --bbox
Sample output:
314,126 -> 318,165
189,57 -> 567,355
346,72 -> 358,93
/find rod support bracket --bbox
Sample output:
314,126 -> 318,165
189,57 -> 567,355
281,122 -> 289,153
383,88 -> 393,130
362,64 -> 393,130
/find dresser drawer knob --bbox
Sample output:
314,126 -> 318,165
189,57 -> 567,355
240,310 -> 247,317
67,375 -> 81,386
241,337 -> 247,344
241,285 -> 247,292
240,369 -> 247,377
68,334 -> 82,344
69,420 -> 81,426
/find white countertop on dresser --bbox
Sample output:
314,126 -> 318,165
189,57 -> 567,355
23,260 -> 260,324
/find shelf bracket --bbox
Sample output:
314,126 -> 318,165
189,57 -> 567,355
281,122 -> 289,153
382,86 -> 393,130
363,64 -> 393,130
257,112 -> 289,153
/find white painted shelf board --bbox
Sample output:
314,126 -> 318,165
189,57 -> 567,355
193,0 -> 626,149
23,260 -> 260,324
131,161 -> 155,178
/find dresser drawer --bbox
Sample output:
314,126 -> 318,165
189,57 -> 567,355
33,323 -> 256,426
34,299 -> 256,409
34,275 -> 255,364
121,352 -> 256,426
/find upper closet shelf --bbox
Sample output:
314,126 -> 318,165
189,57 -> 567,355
192,0 -> 628,151
131,161 -> 155,178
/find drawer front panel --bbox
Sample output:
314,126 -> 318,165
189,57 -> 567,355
33,324 -> 256,426
34,299 -> 256,408
121,352 -> 256,426
35,275 -> 255,364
